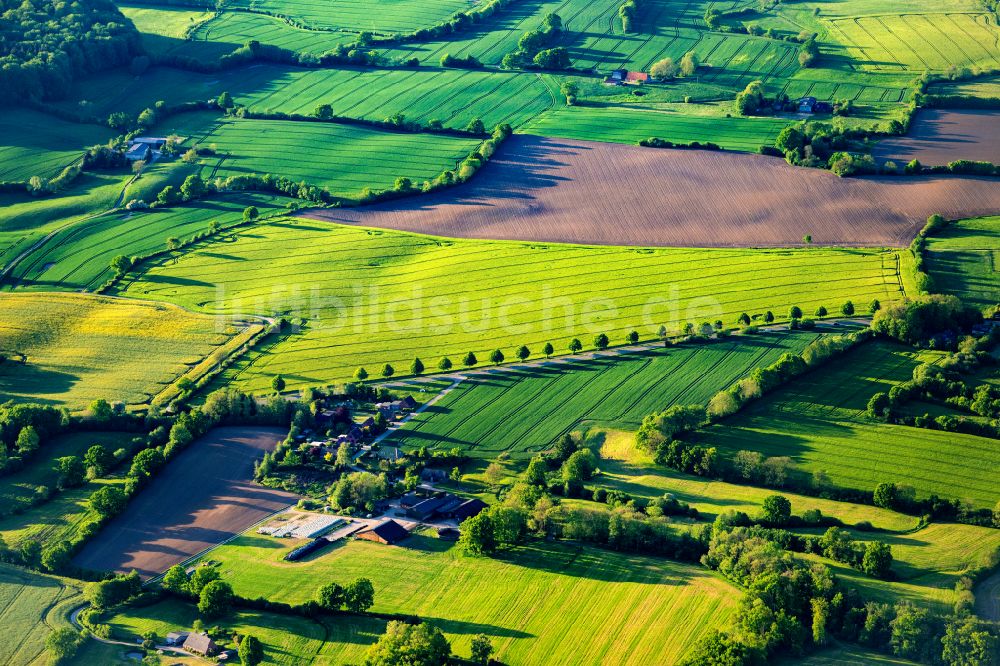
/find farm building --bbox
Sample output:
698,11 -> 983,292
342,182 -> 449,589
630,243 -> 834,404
625,71 -> 649,84
797,97 -> 833,114
183,632 -> 219,656
131,136 -> 168,149
453,498 -> 488,522
357,519 -> 410,545
406,493 -> 488,522
125,143 -> 151,162
421,467 -> 448,482
165,631 -> 189,646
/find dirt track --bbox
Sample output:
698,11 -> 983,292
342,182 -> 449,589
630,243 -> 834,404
304,135 -> 1000,248
73,426 -> 295,578
874,109 -> 1000,167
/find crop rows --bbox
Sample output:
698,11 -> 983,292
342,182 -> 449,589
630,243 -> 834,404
0,109 -> 113,182
0,564 -> 76,666
115,218 -> 907,392
925,215 -> 999,310
194,11 -> 353,55
389,331 -> 818,457
227,0 -> 469,32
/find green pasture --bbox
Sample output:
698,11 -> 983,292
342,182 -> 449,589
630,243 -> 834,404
188,532 -> 737,664
929,76 -> 1000,98
925,216 -> 999,311
793,644 -> 921,665
100,597 -> 380,665
388,331 -> 819,457
118,3 -> 217,58
114,218 -> 912,392
0,476 -> 126,548
3,193 -> 289,292
0,109 -> 114,183
0,292 -> 239,408
170,116 -> 481,196
0,432 -> 137,515
0,563 -> 81,666
593,429 -> 920,531
700,341 -> 999,508
194,11 -> 353,55
226,0 -> 470,33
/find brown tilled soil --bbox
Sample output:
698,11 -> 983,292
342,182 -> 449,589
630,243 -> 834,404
304,135 -> 1000,248
874,109 -> 1000,167
73,426 -> 295,578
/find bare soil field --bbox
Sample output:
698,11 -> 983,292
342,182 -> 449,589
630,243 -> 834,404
306,135 -> 1000,247
73,426 -> 295,578
874,109 -> 1000,167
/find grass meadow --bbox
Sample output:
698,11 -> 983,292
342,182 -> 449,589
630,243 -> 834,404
0,476 -> 127,548
171,116 -> 482,197
0,564 -> 81,666
0,109 -> 114,183
388,331 -> 819,457
925,216 -> 999,311
227,0 -> 470,32
115,218 -> 912,392
185,531 -> 737,664
701,341 -> 1000,508
0,293 -> 240,408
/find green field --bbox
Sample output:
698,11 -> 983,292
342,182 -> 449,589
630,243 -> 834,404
170,116 -> 482,197
388,331 -> 819,457
0,563 -> 81,666
194,11 -> 352,55
186,531 -> 737,664
793,644 -> 921,665
118,3 -> 216,57
100,597 -> 381,665
2,193 -> 289,292
701,341 -> 1000,508
228,0 -> 470,33
0,477 -> 126,547
594,429 -> 920,531
0,109 -> 114,183
925,216 -> 999,311
0,292 -> 242,407
0,432 -> 137,515
114,218 -> 912,392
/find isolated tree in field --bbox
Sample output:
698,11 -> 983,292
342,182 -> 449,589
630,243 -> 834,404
380,363 -> 395,379
16,425 -> 40,454
760,494 -> 792,525
55,456 -> 85,489
110,254 -> 132,276
873,482 -> 898,509
714,320 -> 723,331
271,375 -> 285,392
484,462 -> 504,487
90,486 -> 126,517
131,159 -> 146,174
568,338 -> 583,354
862,541 -> 893,578
243,206 -> 259,222
198,579 -> 234,618
410,358 -> 424,376
162,565 -> 189,594
627,330 -> 639,344
764,311 -> 775,324
543,342 -> 554,358
815,305 -> 828,317
470,634 -> 494,665
366,621 -> 452,666
841,300 -> 855,316
650,57 -> 677,80
344,578 -> 375,612
314,103 -> 333,120
788,306 -> 802,320
869,299 -> 881,313
463,352 -> 478,367
438,357 -> 453,371
166,236 -> 181,251
658,325 -> 668,345
559,81 -> 579,105
239,634 -> 264,666
525,456 -> 547,486
354,367 -> 369,382
803,234 -> 812,244
594,333 -> 610,350
489,349 -> 505,365
465,118 -> 486,134
679,51 -> 699,76
738,313 -> 751,326
217,91 -> 234,109
516,345 -> 530,361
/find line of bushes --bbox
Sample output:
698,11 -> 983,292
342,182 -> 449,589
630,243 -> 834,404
233,106 -> 488,138
639,137 -> 722,151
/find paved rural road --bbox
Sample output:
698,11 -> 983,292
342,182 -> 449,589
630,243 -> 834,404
975,571 -> 1000,621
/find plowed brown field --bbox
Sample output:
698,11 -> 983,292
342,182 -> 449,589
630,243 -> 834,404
305,135 -> 1000,247
73,426 -> 295,578
874,109 -> 1000,167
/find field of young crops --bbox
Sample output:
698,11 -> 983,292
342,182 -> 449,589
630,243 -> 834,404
0,432 -> 136,515
115,218 -> 911,392
118,3 -> 218,57
925,216 -> 999,311
0,293 -> 240,408
0,109 -> 114,183
183,531 -> 737,664
172,116 -> 482,196
701,342 -> 999,508
2,193 -> 288,292
826,12 -> 1000,72
388,332 -> 818,457
0,564 -> 80,666
523,104 -> 789,150
228,0 -> 470,32
193,11 -> 352,55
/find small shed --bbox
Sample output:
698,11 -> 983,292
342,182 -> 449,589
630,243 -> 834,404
356,519 -> 410,545
610,68 -> 627,81
183,632 -> 219,656
165,631 -> 189,646
797,96 -> 817,113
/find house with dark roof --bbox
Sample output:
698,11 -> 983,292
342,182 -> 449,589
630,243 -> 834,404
452,498 -> 488,522
125,143 -> 151,162
400,396 -> 418,410
797,96 -> 817,113
165,631 -> 189,646
407,496 -> 448,521
357,519 -> 410,545
183,632 -> 219,656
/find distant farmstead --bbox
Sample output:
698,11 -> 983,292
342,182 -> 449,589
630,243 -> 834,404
357,518 -> 410,545
625,71 -> 649,84
125,136 -> 168,162
605,69 -> 649,85
183,632 -> 219,656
